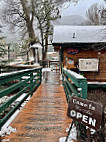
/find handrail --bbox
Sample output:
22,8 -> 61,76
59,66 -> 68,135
0,64 -> 40,74
62,68 -> 87,101
0,66 -> 42,128
63,68 -> 85,80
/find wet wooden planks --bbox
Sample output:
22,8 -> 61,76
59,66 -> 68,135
3,72 -> 71,142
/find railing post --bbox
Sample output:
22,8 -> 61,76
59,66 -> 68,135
40,68 -> 42,83
0,66 -> 1,74
79,80 -> 88,99
30,72 -> 33,95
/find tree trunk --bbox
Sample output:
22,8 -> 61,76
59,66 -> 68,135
20,0 -> 36,44
8,44 -> 10,60
20,0 -> 37,62
26,51 -> 29,61
42,37 -> 48,67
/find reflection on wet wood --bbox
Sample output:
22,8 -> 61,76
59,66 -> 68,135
3,72 -> 71,142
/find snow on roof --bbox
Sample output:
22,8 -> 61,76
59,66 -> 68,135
52,26 -> 106,44
30,43 -> 42,49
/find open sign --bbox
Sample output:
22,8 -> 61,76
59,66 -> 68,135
67,96 -> 103,130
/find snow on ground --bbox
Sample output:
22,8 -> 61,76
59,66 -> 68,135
0,94 -> 31,137
42,68 -> 51,72
60,74 -> 62,80
33,63 -> 40,66
59,124 -> 77,142
0,96 -> 12,105
42,67 -> 60,72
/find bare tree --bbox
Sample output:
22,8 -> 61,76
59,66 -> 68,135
1,0 -> 80,60
33,0 -> 60,60
2,0 -> 36,45
1,0 -> 80,39
85,4 -> 106,51
86,3 -> 106,25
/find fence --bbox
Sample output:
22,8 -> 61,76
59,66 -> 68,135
62,68 -> 88,140
0,67 -> 42,129
62,68 -> 87,101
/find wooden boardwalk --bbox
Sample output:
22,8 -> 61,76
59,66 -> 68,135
3,71 -> 71,142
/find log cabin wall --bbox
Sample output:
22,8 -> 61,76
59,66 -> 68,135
63,48 -> 106,82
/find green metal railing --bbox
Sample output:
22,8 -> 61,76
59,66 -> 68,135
0,67 -> 42,129
62,68 -> 88,140
62,68 -> 88,101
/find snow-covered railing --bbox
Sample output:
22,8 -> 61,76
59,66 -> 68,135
0,63 -> 38,74
62,68 -> 87,101
0,67 -> 42,129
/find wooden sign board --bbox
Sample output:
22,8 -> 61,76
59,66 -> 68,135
79,58 -> 99,72
67,96 -> 103,130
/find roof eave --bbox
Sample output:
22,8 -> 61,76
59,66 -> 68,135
52,42 -> 106,46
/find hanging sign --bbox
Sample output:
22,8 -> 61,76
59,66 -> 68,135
79,58 -> 99,72
67,96 -> 103,130
66,48 -> 79,55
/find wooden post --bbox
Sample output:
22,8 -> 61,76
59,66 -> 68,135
30,72 -> 33,96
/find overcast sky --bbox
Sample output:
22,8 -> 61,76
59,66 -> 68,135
61,0 -> 106,18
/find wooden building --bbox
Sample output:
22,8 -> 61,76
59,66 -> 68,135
52,26 -> 106,82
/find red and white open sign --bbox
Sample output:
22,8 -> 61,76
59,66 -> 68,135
67,96 -> 103,130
